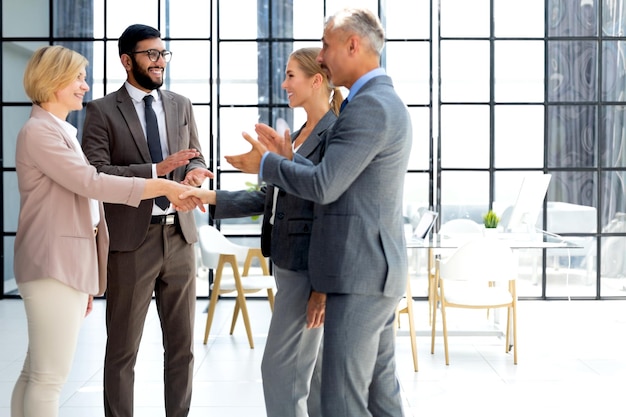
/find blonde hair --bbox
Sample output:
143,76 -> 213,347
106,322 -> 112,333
289,47 -> 344,115
23,45 -> 88,105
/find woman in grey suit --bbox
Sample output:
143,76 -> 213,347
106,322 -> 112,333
11,45 -> 197,417
183,48 -> 343,417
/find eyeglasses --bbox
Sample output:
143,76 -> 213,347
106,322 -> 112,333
129,49 -> 172,63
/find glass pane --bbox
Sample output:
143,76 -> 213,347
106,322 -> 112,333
494,0 -> 544,38
547,41 -> 598,102
326,0 -> 378,16
3,107 -> 31,168
602,41 -> 626,102
2,0 -> 48,37
53,0 -> 93,37
603,0 -> 626,37
219,42 -> 263,105
545,241 -> 597,298
602,171 -> 626,231
4,236 -> 16,295
600,236 -> 626,296
548,0 -> 598,37
220,0 -> 265,39
440,0 -> 490,38
218,107 -> 264,169
495,105 -> 544,168
440,105 -> 489,168
105,0 -> 158,38
440,40 -> 490,102
3,172 -> 18,233
548,171 -> 597,212
193,105 -> 212,166
161,0 -> 212,38
3,42 -> 46,103
293,0 -> 325,39
495,40 -> 544,103
105,42 -> 128,95
600,106 -> 626,168
385,0 -> 430,39
166,40 -> 212,102
403,172 -> 431,223
547,105 -> 597,168
515,247 -> 544,298
494,171 -> 541,218
385,42 -> 430,105
407,107 -> 430,171
440,171 -> 489,224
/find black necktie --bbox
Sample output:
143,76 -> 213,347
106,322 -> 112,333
143,95 -> 169,210
340,98 -> 349,113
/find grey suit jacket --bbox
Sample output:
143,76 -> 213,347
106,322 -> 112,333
262,75 -> 412,297
212,110 -> 337,271
82,86 -> 206,251
14,105 -> 145,295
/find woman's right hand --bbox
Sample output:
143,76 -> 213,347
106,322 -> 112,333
178,188 -> 216,205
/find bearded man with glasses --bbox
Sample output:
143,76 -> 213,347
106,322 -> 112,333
82,24 -> 212,417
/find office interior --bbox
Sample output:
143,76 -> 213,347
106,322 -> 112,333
2,0 -> 626,415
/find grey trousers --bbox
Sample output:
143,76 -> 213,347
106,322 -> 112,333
261,266 -> 323,417
321,293 -> 404,417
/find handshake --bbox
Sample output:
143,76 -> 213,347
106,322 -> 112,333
164,180 -> 212,213
148,163 -> 214,213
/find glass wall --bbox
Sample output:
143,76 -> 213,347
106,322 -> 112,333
2,0 -> 625,300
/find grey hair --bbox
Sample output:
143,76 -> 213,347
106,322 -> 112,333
326,8 -> 385,55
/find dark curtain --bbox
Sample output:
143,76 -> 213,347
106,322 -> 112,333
547,0 -> 598,210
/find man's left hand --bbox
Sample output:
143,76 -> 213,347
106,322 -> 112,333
224,131 -> 267,174
182,168 -> 214,187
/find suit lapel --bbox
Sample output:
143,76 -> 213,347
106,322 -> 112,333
297,110 -> 336,158
161,91 -> 180,155
115,87 -> 152,163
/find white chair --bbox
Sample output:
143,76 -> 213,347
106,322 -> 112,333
428,218 -> 484,322
198,225 -> 276,348
430,237 -> 518,365
439,218 -> 484,236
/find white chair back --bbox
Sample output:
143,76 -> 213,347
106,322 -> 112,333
198,225 -> 249,269
439,237 -> 517,283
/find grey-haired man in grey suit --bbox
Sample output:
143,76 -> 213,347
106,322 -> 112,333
225,8 -> 412,417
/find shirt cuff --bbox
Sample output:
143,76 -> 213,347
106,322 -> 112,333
259,151 -> 270,181
151,164 -> 158,179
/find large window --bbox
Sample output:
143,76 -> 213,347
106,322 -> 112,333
2,0 -> 625,300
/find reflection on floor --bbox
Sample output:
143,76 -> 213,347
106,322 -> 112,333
1,297 -> 625,416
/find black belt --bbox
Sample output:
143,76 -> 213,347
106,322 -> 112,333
150,213 -> 177,225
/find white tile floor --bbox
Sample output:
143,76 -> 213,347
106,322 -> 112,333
1,296 -> 625,416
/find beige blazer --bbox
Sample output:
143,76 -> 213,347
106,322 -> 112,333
14,105 -> 145,295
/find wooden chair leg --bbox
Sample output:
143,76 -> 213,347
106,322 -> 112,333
230,299 -> 240,335
203,256 -> 226,344
405,276 -> 418,372
441,301 -> 450,365
232,263 -> 255,349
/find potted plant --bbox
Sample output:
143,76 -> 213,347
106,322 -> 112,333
483,210 -> 500,232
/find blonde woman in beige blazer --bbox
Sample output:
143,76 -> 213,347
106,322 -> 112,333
10,45 -> 200,417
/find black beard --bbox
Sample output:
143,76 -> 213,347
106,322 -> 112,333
131,57 -> 163,91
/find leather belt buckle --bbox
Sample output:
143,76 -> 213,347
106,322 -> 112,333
151,214 -> 177,225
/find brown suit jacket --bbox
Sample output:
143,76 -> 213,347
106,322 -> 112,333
82,85 -> 206,251
14,105 -> 145,295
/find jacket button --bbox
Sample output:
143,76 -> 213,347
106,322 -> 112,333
277,213 -> 285,220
